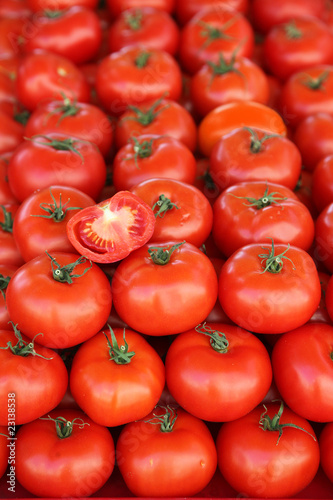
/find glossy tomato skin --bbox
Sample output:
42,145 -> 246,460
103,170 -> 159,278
0,204 -> 24,267
5,252 -> 112,349
0,329 -> 68,425
198,101 -> 287,158
0,426 -> 8,479
21,6 -> 102,65
24,98 -> 113,158
0,156 -> 18,205
112,135 -> 196,191
263,17 -> 333,82
178,8 -> 254,75
310,271 -> 332,325
312,155 -> 333,213
111,241 -> 218,336
15,409 -> 115,498
115,97 -> 197,152
325,273 -> 333,323
0,263 -> 18,328
67,191 -> 156,264
16,51 -> 90,112
130,178 -> 213,247
218,242 -> 321,334
7,133 -> 107,202
106,0 -> 175,18
272,323 -> 333,422
107,7 -> 180,55
175,0 -> 249,25
165,322 -> 272,422
13,185 -> 96,262
70,327 -> 165,427
212,181 -> 315,257
320,422 -> 333,483
27,0 -> 99,11
0,110 -> 24,155
116,406 -> 217,497
314,202 -> 333,273
209,127 -> 302,191
216,402 -> 320,498
96,46 -> 182,117
190,56 -> 269,117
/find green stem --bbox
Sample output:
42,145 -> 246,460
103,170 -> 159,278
152,194 -> 180,218
43,9 -> 65,18
302,70 -> 330,90
258,238 -> 295,274
228,184 -> 287,209
195,322 -> 229,353
143,405 -> 177,432
0,273 -> 10,300
126,136 -> 155,168
26,135 -> 85,163
198,17 -> 237,49
122,94 -> 169,126
44,93 -> 80,124
124,9 -> 143,30
148,241 -> 185,265
243,127 -> 280,153
46,251 -> 92,284
0,322 -> 52,359
259,400 -> 316,445
0,205 -> 13,233
39,415 -> 89,439
30,188 -> 82,222
104,325 -> 135,364
135,51 -> 150,68
284,20 -> 302,39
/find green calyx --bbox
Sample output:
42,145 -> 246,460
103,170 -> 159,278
284,20 -> 302,39
30,188 -> 82,223
228,184 -> 287,210
135,51 -> 151,69
207,51 -> 244,84
40,415 -> 89,439
302,70 -> 330,90
259,238 -> 295,274
104,325 -> 135,365
0,205 -> 14,233
27,135 -> 85,164
46,251 -> 92,284
46,94 -> 80,123
0,273 -> 10,300
123,94 -> 169,126
198,17 -> 237,49
259,400 -> 316,445
152,194 -> 180,218
148,241 -> 185,265
124,9 -> 143,30
143,405 -> 177,433
126,136 -> 154,168
195,322 -> 229,353
244,127 -> 279,154
43,9 -> 66,18
0,322 -> 52,359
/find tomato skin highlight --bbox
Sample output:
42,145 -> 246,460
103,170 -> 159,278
67,191 -> 156,264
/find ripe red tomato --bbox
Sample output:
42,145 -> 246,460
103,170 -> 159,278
0,18 -> 26,58
0,204 -> 24,266
96,46 -> 182,117
165,322 -> 272,422
130,178 -> 213,247
314,202 -> 333,273
111,241 -> 218,335
216,401 -> 320,498
106,0 -> 175,18
0,427 -> 8,479
7,133 -> 107,202
21,7 -> 102,65
16,51 -> 90,112
15,409 -> 115,497
272,322 -> 333,422
24,97 -> 113,158
107,7 -> 180,55
66,191 -> 156,264
0,0 -> 32,19
320,422 -> 333,483
5,251 -> 112,349
218,240 -> 321,334
198,101 -> 287,157
112,135 -> 196,190
115,97 -> 197,152
263,17 -> 333,82
27,0 -> 99,10
312,155 -> 333,213
175,0 -> 249,25
178,8 -> 254,75
325,273 -> 333,324
212,181 -> 315,257
0,110 -> 24,155
0,263 -> 18,328
209,126 -> 302,191
0,156 -> 18,205
13,185 -> 96,262
309,271 -> 332,325
116,405 -> 217,497
70,326 -> 165,427
0,326 -> 68,425
190,55 -> 270,117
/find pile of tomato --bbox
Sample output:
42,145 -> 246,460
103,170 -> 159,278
2,0 -> 333,498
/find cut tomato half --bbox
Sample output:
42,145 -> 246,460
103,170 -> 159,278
66,191 -> 155,263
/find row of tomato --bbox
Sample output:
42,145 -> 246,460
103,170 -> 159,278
2,0 -> 333,498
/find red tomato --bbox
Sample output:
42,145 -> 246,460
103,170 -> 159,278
7,133 -> 107,202
205,257 -> 234,324
16,409 -> 115,497
309,271 -> 332,324
96,46 -> 182,117
218,240 -> 321,334
314,202 -> 333,273
5,252 -> 112,349
66,191 -> 156,264
165,322 -> 272,422
272,323 -> 333,422
130,178 -> 213,247
0,204 -> 24,266
312,155 -> 333,213
106,0 -> 175,18
13,185 -> 96,262
325,273 -> 333,323
0,110 -> 24,155
16,51 -> 90,112
294,168 -> 318,219
279,65 -> 333,129
250,0 -> 327,34
0,18 -> 26,58
320,422 -> 333,483
178,8 -> 254,75
193,157 -> 221,207
0,426 -> 8,479
107,7 -> 180,55
111,241 -> 218,336
0,0 -> 32,19
27,0 -> 99,10
113,135 -> 196,191
116,406 -> 217,497
175,0 -> 249,25
209,126 -> 302,191
0,326 -> 68,425
263,17 -> 333,82
0,156 -> 18,205
70,326 -> 165,427
198,101 -> 287,157
115,97 -> 197,152
21,7 -> 102,65
24,97 -> 113,157
216,401 -> 320,498
212,181 -> 315,257
0,263 -> 18,328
